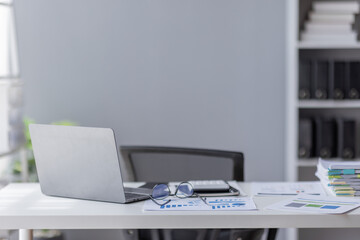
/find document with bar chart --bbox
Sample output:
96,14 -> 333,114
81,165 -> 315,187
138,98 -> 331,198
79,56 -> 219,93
143,197 -> 257,211
266,194 -> 360,214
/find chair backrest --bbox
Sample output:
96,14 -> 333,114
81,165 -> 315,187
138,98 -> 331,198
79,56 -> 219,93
120,146 -> 244,182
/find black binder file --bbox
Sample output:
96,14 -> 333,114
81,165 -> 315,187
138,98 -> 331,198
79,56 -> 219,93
314,61 -> 329,99
299,60 -> 312,99
315,118 -> 337,158
298,118 -> 314,158
333,61 -> 347,100
337,119 -> 356,159
348,61 -> 360,99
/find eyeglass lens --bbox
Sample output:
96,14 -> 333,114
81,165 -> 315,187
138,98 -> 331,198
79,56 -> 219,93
152,184 -> 170,199
175,182 -> 194,198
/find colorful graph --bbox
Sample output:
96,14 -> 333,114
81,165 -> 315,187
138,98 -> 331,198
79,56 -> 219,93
158,198 -> 246,210
207,199 -> 245,210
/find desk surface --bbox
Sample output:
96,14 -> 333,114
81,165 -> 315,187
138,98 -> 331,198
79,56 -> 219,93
1,183 -> 360,230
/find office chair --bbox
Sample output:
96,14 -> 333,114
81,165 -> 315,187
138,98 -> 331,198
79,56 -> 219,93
120,146 -> 277,240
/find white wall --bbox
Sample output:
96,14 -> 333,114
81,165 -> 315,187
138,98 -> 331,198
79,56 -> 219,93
14,0 -> 286,182
13,1 -> 286,239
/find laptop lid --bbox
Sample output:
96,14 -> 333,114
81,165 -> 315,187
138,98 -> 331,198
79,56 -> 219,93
29,124 -> 127,203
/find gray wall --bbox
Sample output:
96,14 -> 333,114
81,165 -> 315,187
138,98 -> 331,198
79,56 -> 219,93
14,0 -> 285,182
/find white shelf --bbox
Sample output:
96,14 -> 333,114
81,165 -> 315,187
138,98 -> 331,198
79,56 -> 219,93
298,41 -> 360,49
286,0 -> 360,239
298,100 -> 360,109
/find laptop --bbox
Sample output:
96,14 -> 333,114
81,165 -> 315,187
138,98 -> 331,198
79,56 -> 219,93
29,124 -> 151,203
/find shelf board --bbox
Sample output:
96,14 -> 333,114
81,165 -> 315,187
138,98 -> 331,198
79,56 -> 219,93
298,41 -> 360,49
298,100 -> 360,109
298,158 -> 360,167
298,159 -> 318,167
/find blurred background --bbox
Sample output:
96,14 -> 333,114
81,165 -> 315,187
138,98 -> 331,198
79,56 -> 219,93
1,0 -> 285,239
0,0 -> 301,239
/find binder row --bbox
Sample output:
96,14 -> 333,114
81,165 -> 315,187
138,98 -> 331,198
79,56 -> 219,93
299,59 -> 360,100
298,118 -> 356,159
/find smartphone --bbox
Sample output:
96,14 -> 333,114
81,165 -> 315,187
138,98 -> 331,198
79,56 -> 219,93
189,180 -> 230,193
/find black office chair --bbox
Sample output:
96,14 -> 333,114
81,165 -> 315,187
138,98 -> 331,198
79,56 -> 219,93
120,146 -> 277,240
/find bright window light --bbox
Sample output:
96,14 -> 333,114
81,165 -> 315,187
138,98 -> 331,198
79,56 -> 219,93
0,2 -> 10,77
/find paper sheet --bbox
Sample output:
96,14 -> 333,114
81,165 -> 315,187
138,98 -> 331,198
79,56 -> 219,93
252,181 -> 326,196
266,194 -> 360,214
143,196 -> 257,211
319,159 -> 360,170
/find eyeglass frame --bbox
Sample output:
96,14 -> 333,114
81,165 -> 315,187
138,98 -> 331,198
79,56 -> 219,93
149,181 -> 208,206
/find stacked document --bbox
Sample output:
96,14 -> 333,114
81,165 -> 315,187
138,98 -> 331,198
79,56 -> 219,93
316,159 -> 360,196
300,1 -> 359,44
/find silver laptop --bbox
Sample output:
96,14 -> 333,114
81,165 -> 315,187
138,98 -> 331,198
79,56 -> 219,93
29,124 -> 150,203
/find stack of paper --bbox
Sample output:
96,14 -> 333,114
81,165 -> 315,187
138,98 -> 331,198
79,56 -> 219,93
300,1 -> 359,44
316,159 -> 360,196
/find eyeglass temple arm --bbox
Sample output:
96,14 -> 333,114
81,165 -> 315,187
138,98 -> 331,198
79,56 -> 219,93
149,195 -> 171,206
193,193 -> 208,205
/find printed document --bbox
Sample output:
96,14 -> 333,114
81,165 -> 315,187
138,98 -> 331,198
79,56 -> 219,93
266,194 -> 360,214
252,181 -> 326,196
143,197 -> 257,211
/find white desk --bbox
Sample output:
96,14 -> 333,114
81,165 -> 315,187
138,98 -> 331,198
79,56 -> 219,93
1,183 -> 360,240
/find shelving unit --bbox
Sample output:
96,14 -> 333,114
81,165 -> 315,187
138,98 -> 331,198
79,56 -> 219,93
287,0 -> 360,181
286,0 -> 360,239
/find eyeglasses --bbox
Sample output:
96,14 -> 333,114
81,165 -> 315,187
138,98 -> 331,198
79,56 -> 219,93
149,182 -> 208,206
